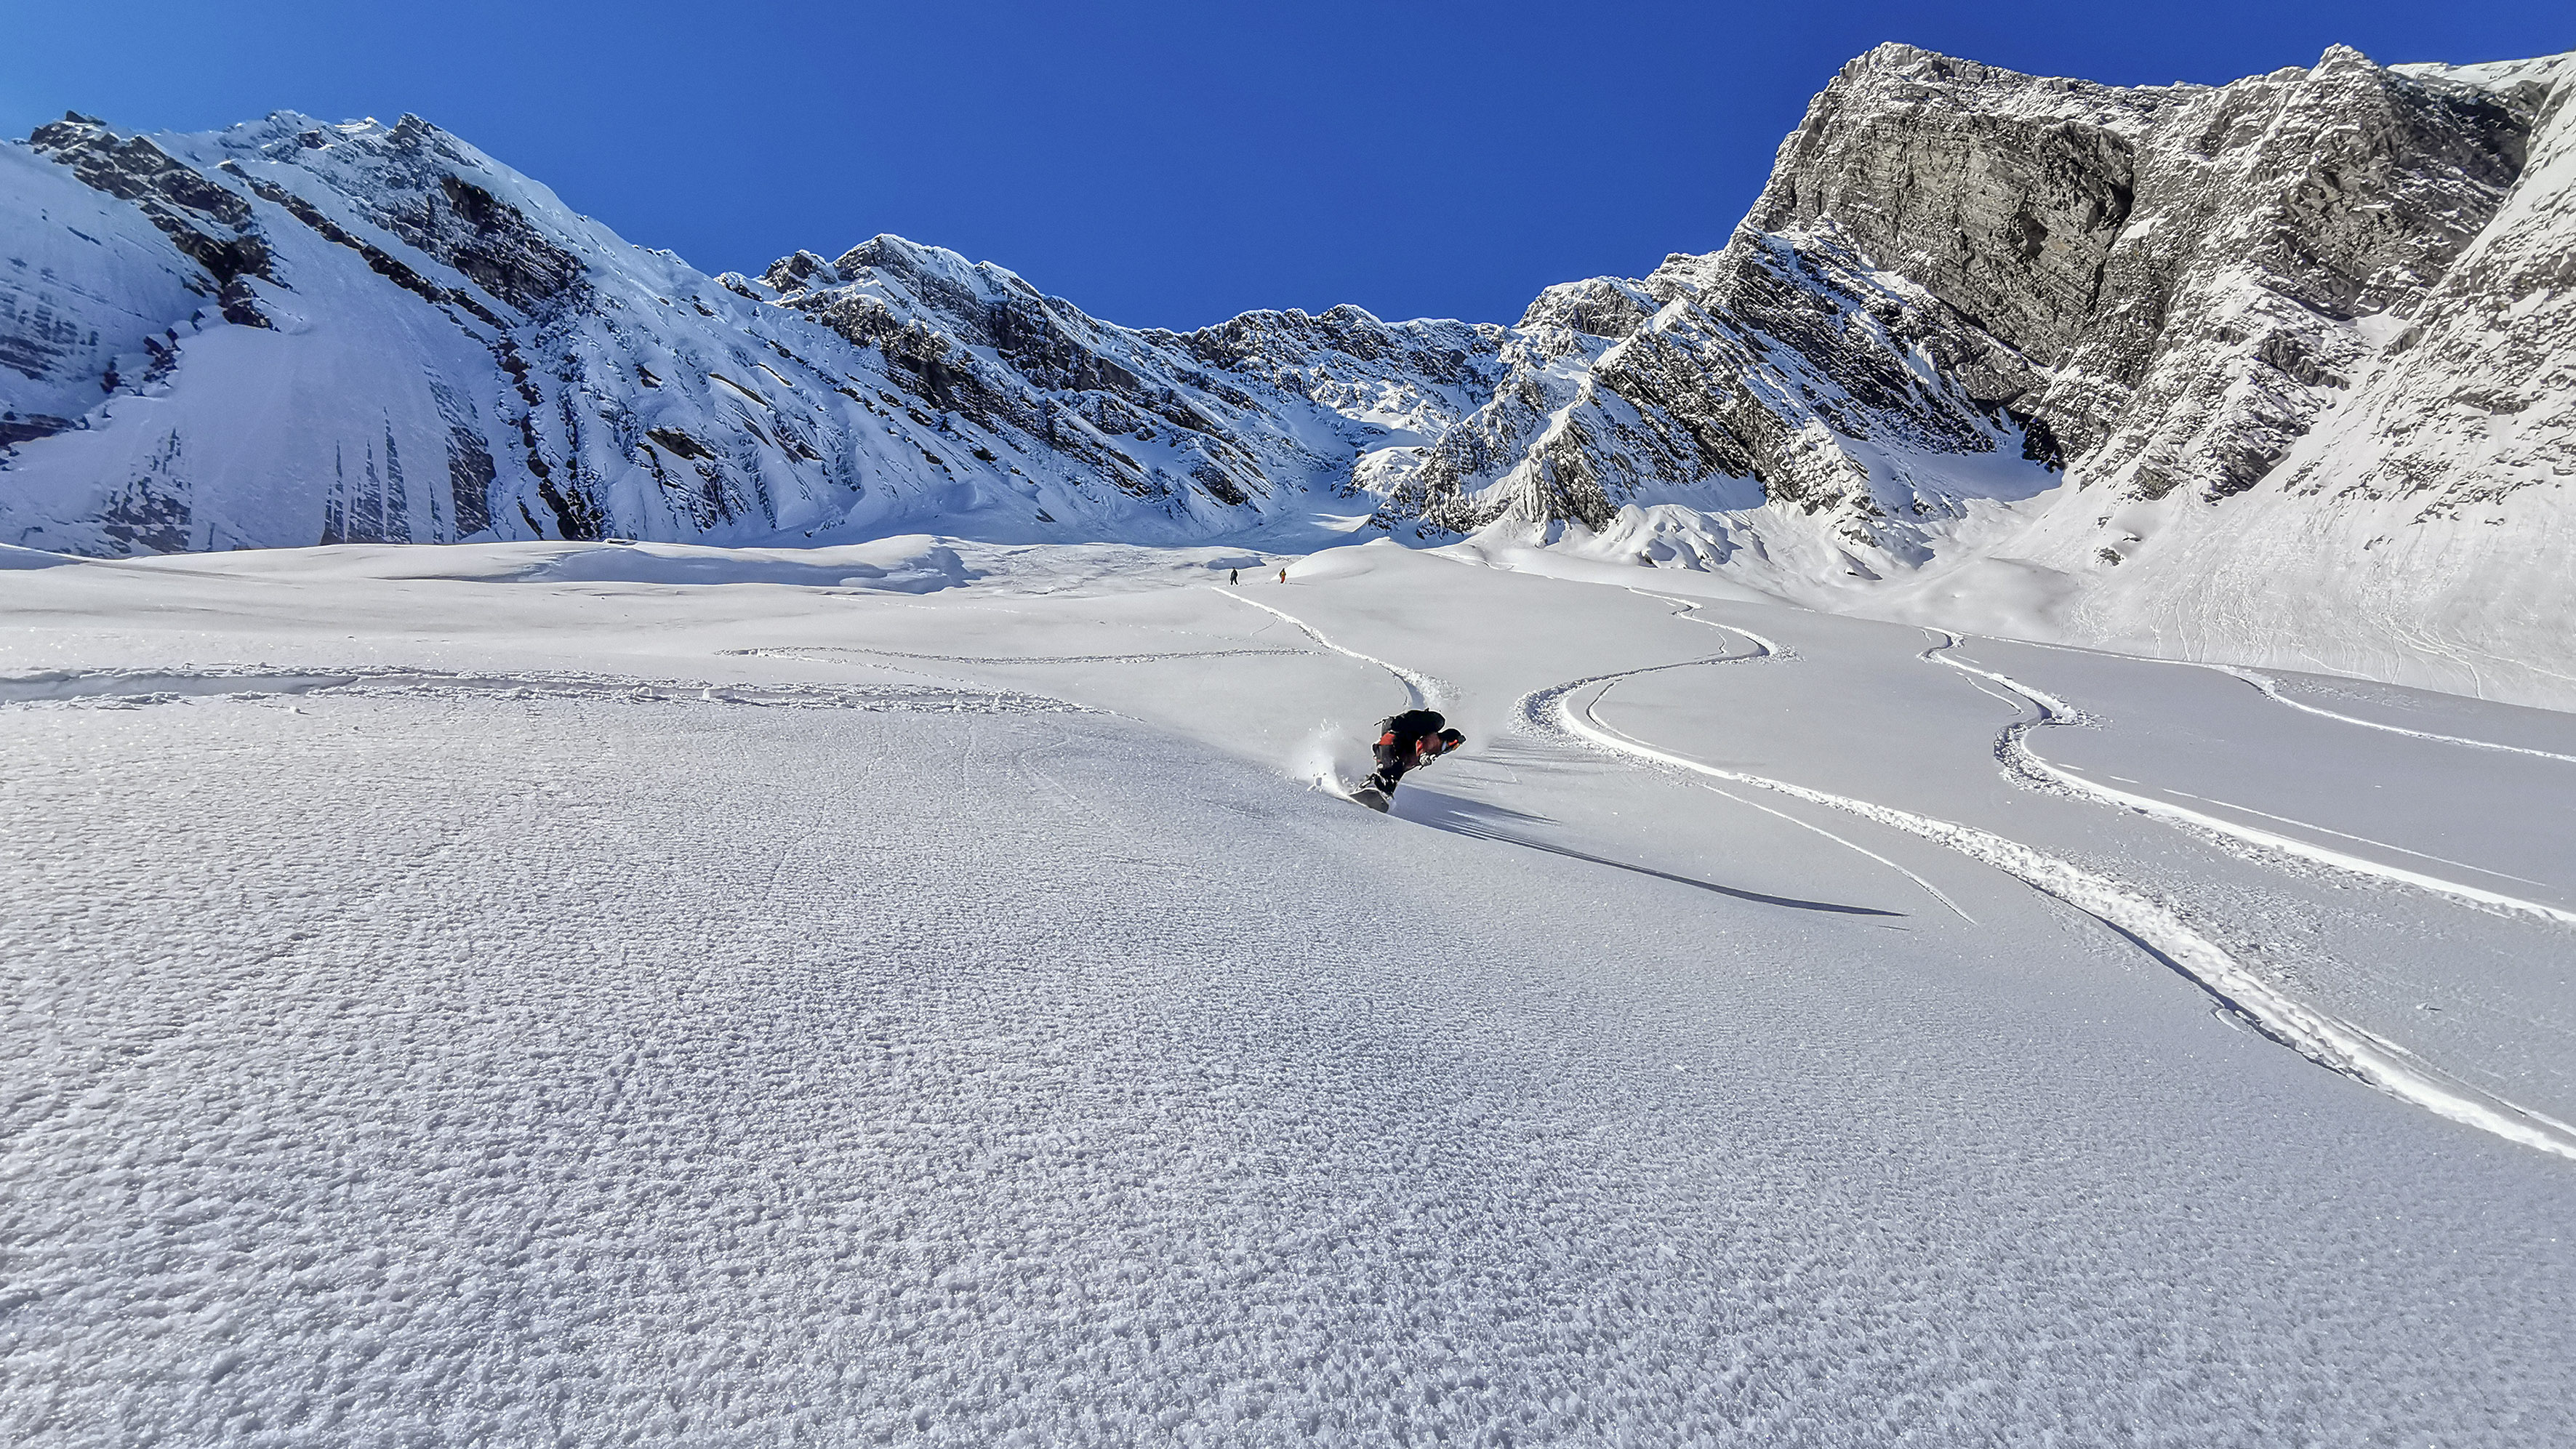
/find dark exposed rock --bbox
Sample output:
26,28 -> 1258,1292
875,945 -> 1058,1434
99,479 -> 189,553
0,413 -> 76,446
31,114 -> 253,229
647,426 -> 713,460
95,429 -> 191,553
1744,45 -> 2154,369
31,114 -> 272,294
1383,41 -> 2561,547
215,276 -> 270,329
399,174 -> 587,313
428,377 -> 496,537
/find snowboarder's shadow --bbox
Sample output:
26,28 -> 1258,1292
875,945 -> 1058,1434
1400,789 -> 1905,920
1394,790 -> 1554,830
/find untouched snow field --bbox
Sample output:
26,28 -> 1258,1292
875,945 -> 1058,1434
4,537 -> 2573,1445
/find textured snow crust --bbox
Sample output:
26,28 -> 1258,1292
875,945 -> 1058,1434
5,539 -> 2575,1444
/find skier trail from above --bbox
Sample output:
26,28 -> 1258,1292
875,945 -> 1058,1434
1215,589 -> 1461,808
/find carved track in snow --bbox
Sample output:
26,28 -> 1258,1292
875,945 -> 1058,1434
1528,605 -> 1969,920
1920,633 -> 2576,930
2207,665 -> 2576,765
0,666 -> 1087,715
728,644 -> 1309,667
1216,590 -> 1448,712
1629,590 -> 1799,661
1067,590 -> 2576,1161
1517,630 -> 2576,1163
2005,636 -> 2576,766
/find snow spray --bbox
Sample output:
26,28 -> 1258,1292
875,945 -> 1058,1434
1295,720 -> 1372,794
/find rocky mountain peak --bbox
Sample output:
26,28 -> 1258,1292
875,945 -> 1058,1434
1517,278 -> 1658,339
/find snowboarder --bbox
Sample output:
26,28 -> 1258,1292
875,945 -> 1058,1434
1354,710 -> 1464,809
1277,567 -> 1288,584
1229,568 -> 1239,585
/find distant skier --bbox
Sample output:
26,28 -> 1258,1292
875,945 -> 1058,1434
1277,566 -> 1288,584
1229,568 -> 1239,585
1355,710 -> 1464,808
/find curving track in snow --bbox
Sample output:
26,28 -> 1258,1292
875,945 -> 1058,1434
727,644 -> 1311,667
1514,633 -> 2576,1163
1216,589 -> 1447,711
0,665 -> 1083,715
1919,634 -> 2576,929
2207,665 -> 2576,764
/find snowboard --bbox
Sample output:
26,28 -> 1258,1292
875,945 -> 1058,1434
1347,784 -> 1391,814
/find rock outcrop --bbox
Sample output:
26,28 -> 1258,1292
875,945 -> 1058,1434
0,113 -> 1493,553
1381,44 -> 2555,546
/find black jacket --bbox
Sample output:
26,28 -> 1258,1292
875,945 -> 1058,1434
1376,709 -> 1446,756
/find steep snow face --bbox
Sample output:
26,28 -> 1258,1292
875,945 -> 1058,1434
1945,52 -> 2576,707
0,113 -> 1499,555
2340,52 -> 2576,513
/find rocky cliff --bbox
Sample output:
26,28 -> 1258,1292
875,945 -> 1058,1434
0,111 -> 1498,553
5,44 -> 2573,702
1389,44 -> 2556,542
1365,42 -> 2576,703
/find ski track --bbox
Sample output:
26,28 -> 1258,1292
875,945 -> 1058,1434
2145,781 -> 2561,891
1696,782 -> 1978,925
1514,638 -> 2576,1163
1919,634 -> 2576,930
2211,663 -> 2576,766
1629,590 -> 1799,661
1256,587 -> 1955,928
1214,590 -> 1447,711
0,666 -> 1086,715
1998,635 -> 2576,766
726,645 -> 1310,667
1439,589 -> 1949,914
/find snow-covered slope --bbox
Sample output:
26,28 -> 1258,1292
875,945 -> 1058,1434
7,539 -> 2575,1442
7,42 -> 2576,703
0,111 -> 1501,554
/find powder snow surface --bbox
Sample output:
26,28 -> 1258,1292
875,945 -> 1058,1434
3,538 -> 2572,1445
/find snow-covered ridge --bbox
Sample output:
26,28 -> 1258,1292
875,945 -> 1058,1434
6,42 -> 2576,705
0,109 -> 1497,555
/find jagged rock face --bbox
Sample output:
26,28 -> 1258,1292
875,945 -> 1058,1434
1384,226 -> 2048,556
3,109 -> 885,553
2042,48 -> 2529,501
1709,43 -> 2530,507
1385,42 -> 2553,545
27,114 -> 273,326
747,238 -> 1508,518
1174,304 -> 1507,451
2268,54 -> 2576,510
0,115 -> 1488,554
1743,47 -> 2159,372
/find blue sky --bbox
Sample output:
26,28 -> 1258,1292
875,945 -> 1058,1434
4,1 -> 2567,329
